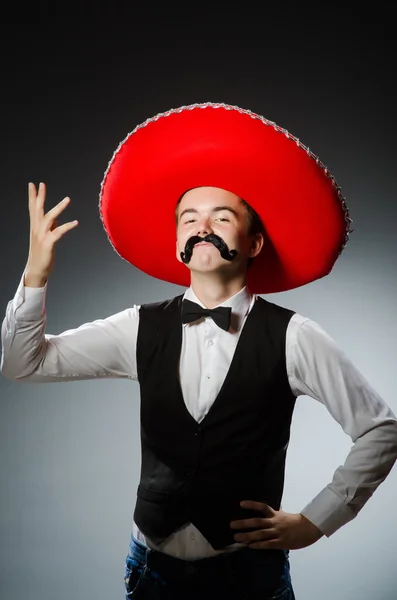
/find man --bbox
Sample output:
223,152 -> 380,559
2,103 -> 397,600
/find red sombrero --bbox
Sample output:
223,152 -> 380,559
99,102 -> 353,294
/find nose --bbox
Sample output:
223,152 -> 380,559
196,215 -> 213,237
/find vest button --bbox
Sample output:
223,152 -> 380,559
194,428 -> 201,436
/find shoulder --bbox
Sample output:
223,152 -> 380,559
139,294 -> 184,313
256,295 -> 296,322
138,295 -> 185,332
286,313 -> 346,367
287,313 -> 339,346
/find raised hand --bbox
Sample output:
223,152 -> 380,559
25,182 -> 78,285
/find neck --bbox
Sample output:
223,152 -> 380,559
189,272 -> 247,308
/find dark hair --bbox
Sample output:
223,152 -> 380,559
239,199 -> 265,268
175,191 -> 265,268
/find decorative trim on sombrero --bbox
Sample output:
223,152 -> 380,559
98,102 -> 354,265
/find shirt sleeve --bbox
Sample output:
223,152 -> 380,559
286,313 -> 397,537
1,270 -> 140,383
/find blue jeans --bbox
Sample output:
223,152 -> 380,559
124,533 -> 296,599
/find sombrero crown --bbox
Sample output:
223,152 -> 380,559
99,103 -> 353,293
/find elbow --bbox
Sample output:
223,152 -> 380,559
0,359 -> 36,383
0,358 -> 13,380
1,365 -> 23,382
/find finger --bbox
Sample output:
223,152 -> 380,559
50,219 -> 79,240
230,517 -> 272,530
29,182 -> 46,220
248,538 -> 284,550
44,197 -> 71,228
240,500 -> 276,516
234,528 -> 277,543
28,182 -> 37,203
28,182 -> 38,216
36,182 -> 47,210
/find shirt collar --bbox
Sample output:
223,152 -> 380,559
182,285 -> 255,332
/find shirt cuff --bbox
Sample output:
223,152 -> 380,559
12,270 -> 47,320
299,486 -> 357,537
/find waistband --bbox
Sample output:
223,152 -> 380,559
128,533 -> 288,583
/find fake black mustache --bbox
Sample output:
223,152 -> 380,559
180,234 -> 238,264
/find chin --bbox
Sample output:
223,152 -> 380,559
189,260 -> 231,274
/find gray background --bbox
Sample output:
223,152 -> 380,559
1,16 -> 396,600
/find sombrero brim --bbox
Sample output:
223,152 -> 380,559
99,103 -> 353,294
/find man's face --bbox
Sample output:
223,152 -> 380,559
176,186 -> 261,275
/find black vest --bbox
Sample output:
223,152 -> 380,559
134,294 -> 296,550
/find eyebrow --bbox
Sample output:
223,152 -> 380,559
179,205 -> 239,220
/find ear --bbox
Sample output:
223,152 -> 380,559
248,233 -> 264,258
176,240 -> 183,263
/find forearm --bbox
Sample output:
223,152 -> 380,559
300,420 -> 397,536
24,269 -> 47,288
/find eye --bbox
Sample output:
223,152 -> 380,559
216,217 -> 230,222
184,218 -> 196,224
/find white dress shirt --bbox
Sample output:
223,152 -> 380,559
1,270 -> 397,561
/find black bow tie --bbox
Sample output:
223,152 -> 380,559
181,299 -> 232,331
